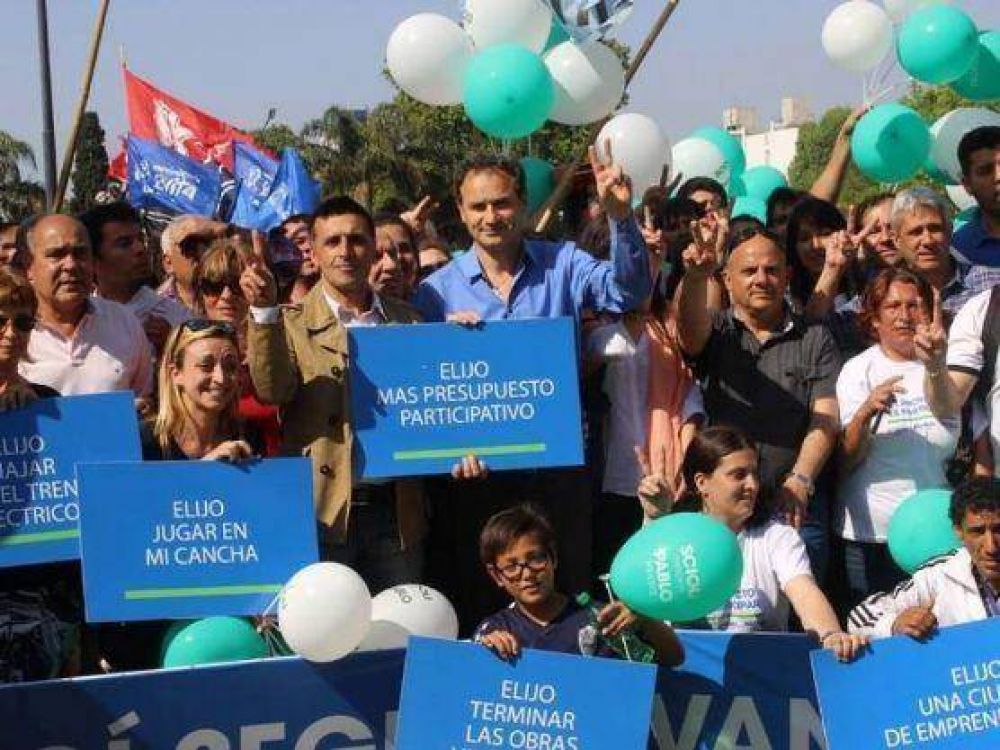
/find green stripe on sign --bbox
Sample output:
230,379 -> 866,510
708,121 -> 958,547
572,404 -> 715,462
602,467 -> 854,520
124,584 -> 282,601
0,529 -> 79,546
393,444 -> 547,460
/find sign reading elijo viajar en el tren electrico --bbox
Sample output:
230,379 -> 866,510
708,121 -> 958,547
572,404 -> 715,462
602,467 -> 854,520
348,318 -> 585,478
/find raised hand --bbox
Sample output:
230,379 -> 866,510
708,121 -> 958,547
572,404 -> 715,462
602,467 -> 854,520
401,195 -> 438,234
634,445 -> 672,520
589,140 -> 632,222
681,218 -> 721,278
914,289 -> 947,374
240,236 -> 278,309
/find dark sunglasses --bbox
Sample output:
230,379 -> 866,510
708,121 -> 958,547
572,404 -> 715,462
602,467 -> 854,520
0,313 -> 35,333
181,319 -> 237,337
198,277 -> 242,298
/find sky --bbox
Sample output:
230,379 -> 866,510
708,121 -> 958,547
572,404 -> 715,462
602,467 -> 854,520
2,0 -> 998,180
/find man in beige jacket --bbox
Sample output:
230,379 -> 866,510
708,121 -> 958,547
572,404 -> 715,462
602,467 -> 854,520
241,196 -> 425,590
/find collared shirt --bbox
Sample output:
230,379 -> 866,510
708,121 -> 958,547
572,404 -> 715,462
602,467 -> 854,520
954,210 -> 1000,268
694,308 -> 841,491
973,568 -> 1000,618
123,285 -> 192,326
322,289 -> 387,328
156,276 -> 199,315
20,297 -> 154,397
412,217 -> 651,323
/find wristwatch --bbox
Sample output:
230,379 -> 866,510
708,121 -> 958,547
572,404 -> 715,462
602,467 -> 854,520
787,472 -> 815,498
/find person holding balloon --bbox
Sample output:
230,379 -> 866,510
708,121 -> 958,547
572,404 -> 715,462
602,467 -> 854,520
848,478 -> 1000,640
637,427 -> 867,661
835,269 -> 960,608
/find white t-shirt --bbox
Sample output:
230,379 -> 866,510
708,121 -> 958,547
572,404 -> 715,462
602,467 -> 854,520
947,289 -> 1000,477
587,321 -> 704,497
703,520 -> 811,633
836,345 -> 960,542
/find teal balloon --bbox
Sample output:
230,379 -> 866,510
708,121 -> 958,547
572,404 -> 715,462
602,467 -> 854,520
888,489 -> 961,575
851,103 -> 931,183
923,154 -> 951,185
728,175 -> 747,199
609,512 -> 743,622
519,157 -> 555,215
953,207 -> 979,232
161,616 -> 268,668
952,31 -> 1000,102
739,166 -> 788,204
462,45 -> 554,140
897,4 -> 979,85
543,18 -> 571,52
731,196 -> 768,224
693,126 -> 746,177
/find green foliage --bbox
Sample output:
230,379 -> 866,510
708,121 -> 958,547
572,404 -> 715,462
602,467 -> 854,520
0,130 -> 44,220
69,112 -> 110,213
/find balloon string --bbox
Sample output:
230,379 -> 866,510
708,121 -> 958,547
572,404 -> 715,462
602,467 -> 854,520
599,574 -> 634,662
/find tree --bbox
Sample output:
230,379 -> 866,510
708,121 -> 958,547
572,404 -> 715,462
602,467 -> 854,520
788,107 -> 881,206
69,111 -> 110,213
0,130 -> 45,220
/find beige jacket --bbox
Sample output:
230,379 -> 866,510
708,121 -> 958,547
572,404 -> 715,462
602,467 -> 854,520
247,284 -> 426,547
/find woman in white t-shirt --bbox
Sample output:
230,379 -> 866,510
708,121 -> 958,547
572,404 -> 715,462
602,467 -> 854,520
836,269 -> 960,607
639,426 -> 866,660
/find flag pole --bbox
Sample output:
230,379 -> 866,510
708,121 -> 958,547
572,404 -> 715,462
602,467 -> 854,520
52,0 -> 113,212
532,0 -> 682,233
35,0 -> 58,210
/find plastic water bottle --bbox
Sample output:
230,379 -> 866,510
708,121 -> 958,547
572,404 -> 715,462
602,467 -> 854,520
576,592 -> 656,663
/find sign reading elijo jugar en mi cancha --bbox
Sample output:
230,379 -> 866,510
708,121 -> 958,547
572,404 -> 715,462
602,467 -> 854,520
348,318 -> 584,478
396,637 -> 657,750
0,392 -> 140,568
812,618 -> 1000,749
77,458 -> 317,622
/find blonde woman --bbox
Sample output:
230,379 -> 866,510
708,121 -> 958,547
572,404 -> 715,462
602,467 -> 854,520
143,319 -> 261,461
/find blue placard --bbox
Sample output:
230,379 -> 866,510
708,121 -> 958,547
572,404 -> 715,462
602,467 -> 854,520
811,618 -> 1000,749
77,458 -> 318,622
0,392 -> 141,568
348,319 -> 585,478
396,636 -> 657,750
0,631 -> 824,750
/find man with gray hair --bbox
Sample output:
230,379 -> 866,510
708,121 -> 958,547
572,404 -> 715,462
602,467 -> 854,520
889,187 -> 992,317
157,214 -> 229,314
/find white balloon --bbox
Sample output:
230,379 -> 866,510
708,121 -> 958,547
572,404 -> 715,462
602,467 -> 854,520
946,184 -> 977,212
822,1 -> 894,73
386,14 -> 474,106
356,621 -> 411,652
595,113 -> 670,195
545,41 -> 625,126
464,0 -> 552,53
278,563 -> 372,663
368,584 -> 459,642
931,108 -> 1000,183
883,0 -> 952,24
671,137 -> 730,186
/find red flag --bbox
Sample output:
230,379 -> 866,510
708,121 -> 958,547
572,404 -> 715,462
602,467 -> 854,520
124,68 -> 254,171
107,143 -> 127,182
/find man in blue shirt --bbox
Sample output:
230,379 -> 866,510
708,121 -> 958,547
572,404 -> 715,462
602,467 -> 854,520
416,147 -> 651,634
414,147 -> 651,323
953,126 -> 1000,268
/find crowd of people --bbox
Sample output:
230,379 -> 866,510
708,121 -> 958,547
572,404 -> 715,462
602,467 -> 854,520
0,120 -> 998,683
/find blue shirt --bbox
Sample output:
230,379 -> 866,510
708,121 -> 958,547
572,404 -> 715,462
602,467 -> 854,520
474,600 -> 614,658
954,211 -> 1000,268
413,217 -> 651,323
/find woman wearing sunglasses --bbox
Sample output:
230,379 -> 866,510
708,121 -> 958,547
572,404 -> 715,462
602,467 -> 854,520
193,238 -> 280,456
0,267 -> 58,411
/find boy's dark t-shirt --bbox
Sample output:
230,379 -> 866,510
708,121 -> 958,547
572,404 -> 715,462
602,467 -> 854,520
473,600 -> 615,658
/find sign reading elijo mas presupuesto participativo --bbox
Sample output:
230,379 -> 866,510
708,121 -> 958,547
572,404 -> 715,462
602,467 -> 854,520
0,392 -> 141,568
348,318 -> 585,479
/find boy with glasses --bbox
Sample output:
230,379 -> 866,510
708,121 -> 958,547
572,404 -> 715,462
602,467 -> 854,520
474,505 -> 683,666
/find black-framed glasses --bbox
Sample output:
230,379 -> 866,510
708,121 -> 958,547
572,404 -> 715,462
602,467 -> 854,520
492,550 -> 551,580
181,319 -> 237,337
198,277 -> 242,298
0,313 -> 35,334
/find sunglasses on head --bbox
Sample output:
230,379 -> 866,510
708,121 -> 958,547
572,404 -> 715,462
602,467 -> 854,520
198,277 -> 242,298
181,319 -> 237,337
0,313 -> 35,333
178,236 -> 210,260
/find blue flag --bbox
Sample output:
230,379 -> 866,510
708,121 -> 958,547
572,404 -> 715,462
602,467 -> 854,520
126,136 -> 222,217
229,142 -> 280,228
230,147 -> 320,231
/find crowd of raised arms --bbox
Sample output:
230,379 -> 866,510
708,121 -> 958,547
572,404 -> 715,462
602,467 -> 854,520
0,122 -> 998,681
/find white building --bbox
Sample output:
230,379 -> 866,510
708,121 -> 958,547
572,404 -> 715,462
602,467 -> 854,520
722,97 -> 812,177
